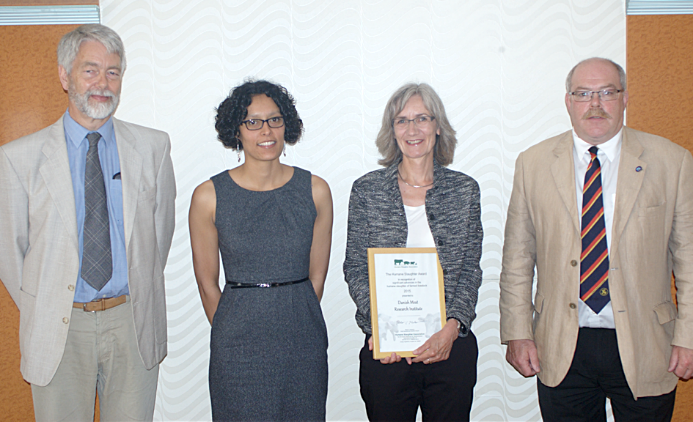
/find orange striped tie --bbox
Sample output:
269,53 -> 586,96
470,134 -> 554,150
580,147 -> 610,313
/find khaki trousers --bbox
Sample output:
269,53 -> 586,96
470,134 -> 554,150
31,297 -> 159,421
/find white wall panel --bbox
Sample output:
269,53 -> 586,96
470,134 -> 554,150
100,1 -> 625,420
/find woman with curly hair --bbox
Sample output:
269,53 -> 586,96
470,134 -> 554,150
189,80 -> 333,421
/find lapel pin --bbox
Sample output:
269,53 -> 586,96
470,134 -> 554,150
635,166 -> 642,172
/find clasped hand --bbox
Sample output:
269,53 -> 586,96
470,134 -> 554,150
369,320 -> 458,365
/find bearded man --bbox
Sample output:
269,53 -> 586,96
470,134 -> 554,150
0,24 -> 175,421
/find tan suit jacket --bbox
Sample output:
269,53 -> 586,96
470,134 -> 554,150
499,127 -> 693,398
0,116 -> 176,386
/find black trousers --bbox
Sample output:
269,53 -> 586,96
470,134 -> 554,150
538,328 -> 676,422
359,332 -> 478,422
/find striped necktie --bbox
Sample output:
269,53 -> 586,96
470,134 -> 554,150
580,146 -> 610,313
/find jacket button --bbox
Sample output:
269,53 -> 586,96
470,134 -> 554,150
68,284 -> 75,291
62,317 -> 69,324
429,214 -> 435,220
570,260 -> 578,267
437,240 -> 444,246
569,303 -> 577,309
443,269 -> 449,275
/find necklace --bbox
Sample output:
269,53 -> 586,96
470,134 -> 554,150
398,170 -> 434,188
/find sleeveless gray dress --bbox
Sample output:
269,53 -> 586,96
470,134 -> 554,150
209,167 -> 328,421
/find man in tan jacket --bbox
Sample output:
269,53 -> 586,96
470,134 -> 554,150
499,57 -> 693,421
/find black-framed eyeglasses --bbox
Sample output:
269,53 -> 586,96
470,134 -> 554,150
568,89 -> 622,102
393,115 -> 436,130
241,116 -> 285,131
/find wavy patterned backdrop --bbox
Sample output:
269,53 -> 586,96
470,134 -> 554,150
100,1 -> 625,420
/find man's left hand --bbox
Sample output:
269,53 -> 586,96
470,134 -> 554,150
668,345 -> 693,380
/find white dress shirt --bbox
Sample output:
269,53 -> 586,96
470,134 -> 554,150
572,128 -> 622,329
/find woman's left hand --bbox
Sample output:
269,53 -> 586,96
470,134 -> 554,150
412,319 -> 459,364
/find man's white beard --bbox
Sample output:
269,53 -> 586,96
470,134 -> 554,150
69,82 -> 120,120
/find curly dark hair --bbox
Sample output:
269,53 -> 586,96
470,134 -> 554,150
215,79 -> 303,150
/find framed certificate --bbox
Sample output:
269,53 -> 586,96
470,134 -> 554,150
367,247 -> 447,359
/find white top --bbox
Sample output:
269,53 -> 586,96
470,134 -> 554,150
572,128 -> 622,329
404,204 -> 435,248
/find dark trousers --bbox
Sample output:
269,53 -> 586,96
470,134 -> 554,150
538,328 -> 676,422
359,332 -> 478,422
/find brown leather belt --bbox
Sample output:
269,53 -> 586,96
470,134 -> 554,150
73,295 -> 127,312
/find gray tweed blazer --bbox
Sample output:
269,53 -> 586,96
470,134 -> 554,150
343,161 -> 483,337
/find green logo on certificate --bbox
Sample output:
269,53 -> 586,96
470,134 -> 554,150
394,259 -> 418,268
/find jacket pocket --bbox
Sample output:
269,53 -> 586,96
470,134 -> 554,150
637,203 -> 665,218
654,301 -> 677,324
19,287 -> 36,306
138,186 -> 156,202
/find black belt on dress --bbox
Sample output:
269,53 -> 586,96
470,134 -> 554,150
226,277 -> 309,289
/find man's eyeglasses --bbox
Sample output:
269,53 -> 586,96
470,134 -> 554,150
568,89 -> 623,102
241,116 -> 285,131
393,115 -> 436,130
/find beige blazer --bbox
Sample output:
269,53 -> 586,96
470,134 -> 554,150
499,127 -> 693,398
0,116 -> 176,386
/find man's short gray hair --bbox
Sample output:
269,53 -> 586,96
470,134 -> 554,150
57,24 -> 126,74
565,57 -> 626,92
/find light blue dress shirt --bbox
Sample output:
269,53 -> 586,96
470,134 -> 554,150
63,111 -> 129,302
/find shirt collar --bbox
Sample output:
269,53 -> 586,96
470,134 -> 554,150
63,110 -> 115,147
572,127 -> 623,164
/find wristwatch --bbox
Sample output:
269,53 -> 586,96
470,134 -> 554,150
450,318 -> 469,335
448,318 -> 461,334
